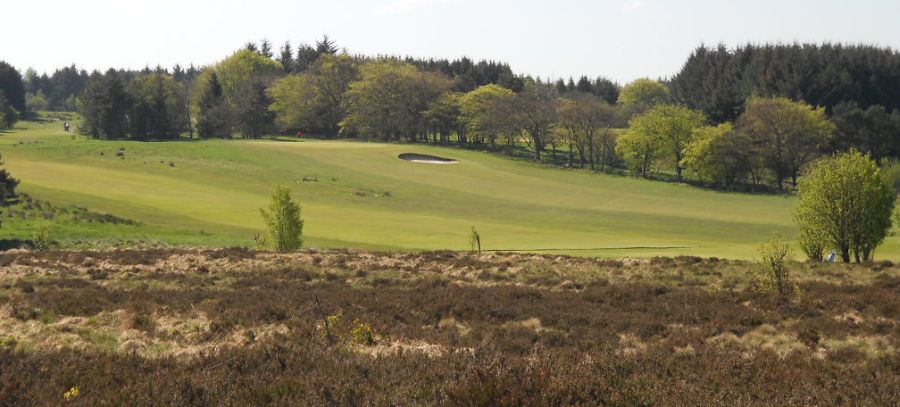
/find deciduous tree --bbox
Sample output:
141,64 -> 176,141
736,97 -> 834,188
795,151 -> 895,263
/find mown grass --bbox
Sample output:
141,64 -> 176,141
0,249 -> 897,405
2,117 -> 899,259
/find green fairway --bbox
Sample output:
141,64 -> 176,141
2,118 -> 898,259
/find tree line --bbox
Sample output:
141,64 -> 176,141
3,40 -> 900,192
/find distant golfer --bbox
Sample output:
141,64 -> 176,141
826,250 -> 836,263
296,130 -> 304,139
64,121 -> 70,132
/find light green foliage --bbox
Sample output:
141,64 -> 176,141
458,84 -> 515,144
25,91 -> 49,112
618,104 -> 706,181
423,91 -> 464,140
736,97 -> 835,188
32,223 -> 52,251
795,151 -> 895,263
469,226 -> 481,253
213,49 -> 282,104
340,59 -> 451,141
268,74 -> 318,130
880,158 -> 900,195
681,123 -> 758,188
268,54 -> 359,135
260,185 -> 304,252
617,78 -> 670,108
755,234 -> 795,296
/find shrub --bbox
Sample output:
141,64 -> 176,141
350,320 -> 376,346
795,151 -> 895,262
32,223 -> 52,251
259,185 -> 303,252
755,234 -> 795,296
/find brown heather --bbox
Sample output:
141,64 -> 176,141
0,249 -> 897,405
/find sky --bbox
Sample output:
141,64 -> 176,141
3,0 -> 900,83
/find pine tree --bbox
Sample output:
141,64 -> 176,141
316,35 -> 337,56
576,76 -> 593,93
196,72 -> 231,138
295,44 -> 318,72
260,39 -> 273,59
0,61 -> 26,113
279,41 -> 294,72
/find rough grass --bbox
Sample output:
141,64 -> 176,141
8,117 -> 895,259
0,249 -> 897,405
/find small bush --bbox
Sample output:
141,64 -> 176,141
259,185 -> 303,252
755,234 -> 796,296
350,320 -> 376,346
32,223 -> 52,251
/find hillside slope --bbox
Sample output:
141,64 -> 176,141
2,119 -> 897,259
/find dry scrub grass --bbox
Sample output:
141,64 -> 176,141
0,248 -> 898,405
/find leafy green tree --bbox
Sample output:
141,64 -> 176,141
260,185 -> 304,252
618,104 -> 706,181
268,54 -> 360,136
423,91 -> 464,143
681,123 -> 758,188
616,124 -> 661,177
213,48 -> 282,104
794,151 -> 895,263
341,60 -> 451,141
736,97 -> 834,188
505,80 -> 558,160
458,84 -> 515,145
194,71 -> 231,138
25,91 -> 49,112
618,78 -> 670,110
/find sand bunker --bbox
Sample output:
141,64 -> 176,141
398,153 -> 458,164
399,153 -> 458,164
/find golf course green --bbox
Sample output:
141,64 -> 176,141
3,118 -> 898,259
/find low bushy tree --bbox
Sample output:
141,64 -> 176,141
260,185 -> 304,252
794,151 -> 895,262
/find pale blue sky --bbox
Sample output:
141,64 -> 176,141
3,0 -> 899,83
